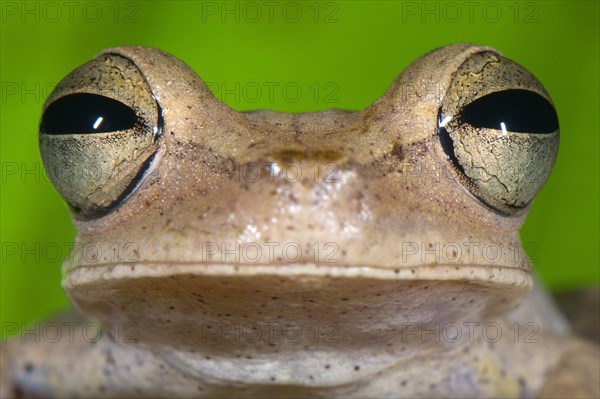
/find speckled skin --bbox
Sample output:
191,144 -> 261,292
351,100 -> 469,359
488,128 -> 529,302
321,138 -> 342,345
1,44 -> 598,398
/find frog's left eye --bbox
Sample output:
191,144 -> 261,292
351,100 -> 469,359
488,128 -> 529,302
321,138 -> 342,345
40,54 -> 162,219
437,51 -> 559,216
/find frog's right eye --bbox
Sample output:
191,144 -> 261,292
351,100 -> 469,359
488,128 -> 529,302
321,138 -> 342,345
39,54 -> 162,219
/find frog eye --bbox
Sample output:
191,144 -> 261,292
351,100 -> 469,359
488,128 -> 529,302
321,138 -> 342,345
40,54 -> 162,219
437,51 -> 559,216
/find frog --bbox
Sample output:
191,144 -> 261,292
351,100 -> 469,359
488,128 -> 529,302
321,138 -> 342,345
1,43 -> 598,398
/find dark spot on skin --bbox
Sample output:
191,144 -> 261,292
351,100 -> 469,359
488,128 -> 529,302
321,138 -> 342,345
272,297 -> 279,300
401,380 -> 407,386
391,143 -> 404,161
169,305 -> 175,310
325,364 -> 330,369
23,363 -> 34,374
104,350 -> 116,365
270,377 -> 276,381
354,365 -> 360,371
195,297 -> 206,304
469,299 -> 474,303
341,297 -> 349,301
452,297 -> 456,301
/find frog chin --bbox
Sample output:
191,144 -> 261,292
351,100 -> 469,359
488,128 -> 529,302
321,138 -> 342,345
61,261 -> 531,387
62,262 -> 532,337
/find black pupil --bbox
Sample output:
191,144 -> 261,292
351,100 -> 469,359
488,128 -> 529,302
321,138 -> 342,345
41,93 -> 137,134
459,89 -> 558,134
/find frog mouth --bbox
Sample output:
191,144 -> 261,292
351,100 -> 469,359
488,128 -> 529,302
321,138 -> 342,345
63,260 -> 532,290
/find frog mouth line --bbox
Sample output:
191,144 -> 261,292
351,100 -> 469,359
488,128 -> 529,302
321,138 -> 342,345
63,262 -> 532,288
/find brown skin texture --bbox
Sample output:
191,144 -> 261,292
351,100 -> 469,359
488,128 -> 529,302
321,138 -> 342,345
2,44 -> 597,398
538,287 -> 600,398
537,338 -> 600,399
555,287 -> 600,344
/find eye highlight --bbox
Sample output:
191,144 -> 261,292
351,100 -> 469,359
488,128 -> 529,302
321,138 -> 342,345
41,93 -> 139,135
437,51 -> 559,216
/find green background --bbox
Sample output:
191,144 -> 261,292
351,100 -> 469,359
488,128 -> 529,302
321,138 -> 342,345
1,0 -> 598,334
